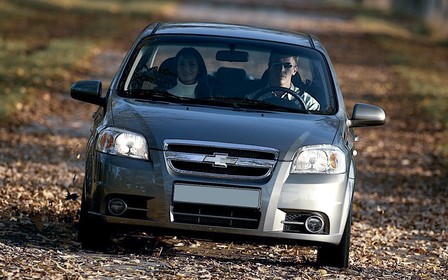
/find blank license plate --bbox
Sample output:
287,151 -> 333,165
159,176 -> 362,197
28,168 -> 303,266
173,184 -> 260,208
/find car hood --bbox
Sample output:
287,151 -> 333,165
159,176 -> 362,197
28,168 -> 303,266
111,99 -> 341,160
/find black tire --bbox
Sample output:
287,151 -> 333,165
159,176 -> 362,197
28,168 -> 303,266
316,213 -> 351,269
78,196 -> 111,250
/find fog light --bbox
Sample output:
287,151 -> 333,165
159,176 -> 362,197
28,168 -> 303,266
108,198 -> 127,216
305,215 -> 324,233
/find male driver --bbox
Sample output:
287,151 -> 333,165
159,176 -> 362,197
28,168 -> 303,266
267,53 -> 320,111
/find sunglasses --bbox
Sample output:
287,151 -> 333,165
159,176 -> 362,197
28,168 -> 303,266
270,62 -> 295,69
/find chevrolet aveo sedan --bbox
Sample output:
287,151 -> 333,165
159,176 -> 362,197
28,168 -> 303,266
71,22 -> 385,268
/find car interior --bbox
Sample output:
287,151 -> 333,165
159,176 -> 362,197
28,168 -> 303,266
124,43 -> 335,114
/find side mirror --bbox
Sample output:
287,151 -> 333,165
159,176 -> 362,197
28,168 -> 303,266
349,103 -> 386,127
70,80 -> 105,107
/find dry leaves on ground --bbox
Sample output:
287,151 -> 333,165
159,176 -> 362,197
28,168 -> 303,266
1,4 -> 447,279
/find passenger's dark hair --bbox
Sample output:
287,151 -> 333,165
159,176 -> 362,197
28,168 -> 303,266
175,47 -> 207,82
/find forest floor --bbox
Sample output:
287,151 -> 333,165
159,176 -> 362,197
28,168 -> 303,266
0,1 -> 447,279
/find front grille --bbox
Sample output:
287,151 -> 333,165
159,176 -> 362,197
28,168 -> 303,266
172,203 -> 261,229
164,140 -> 278,180
171,162 -> 269,177
167,144 -> 276,160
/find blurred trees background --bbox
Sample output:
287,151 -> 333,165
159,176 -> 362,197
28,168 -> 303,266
357,0 -> 448,39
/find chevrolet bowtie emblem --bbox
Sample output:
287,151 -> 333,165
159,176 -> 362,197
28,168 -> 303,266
203,153 -> 238,168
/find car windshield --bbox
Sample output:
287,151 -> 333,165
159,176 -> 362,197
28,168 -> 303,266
119,35 -> 337,114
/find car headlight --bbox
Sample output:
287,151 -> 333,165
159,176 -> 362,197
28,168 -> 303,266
96,127 -> 149,160
291,145 -> 346,174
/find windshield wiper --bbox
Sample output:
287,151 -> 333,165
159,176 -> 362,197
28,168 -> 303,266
123,89 -> 192,101
206,97 -> 310,114
122,90 -> 309,113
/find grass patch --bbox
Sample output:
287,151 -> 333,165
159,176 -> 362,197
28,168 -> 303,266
0,37 -> 95,120
355,15 -> 413,39
357,14 -> 448,126
0,0 -> 174,121
356,14 -> 448,157
379,36 -> 448,126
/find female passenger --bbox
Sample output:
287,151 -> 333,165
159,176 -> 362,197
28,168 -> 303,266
167,47 -> 207,98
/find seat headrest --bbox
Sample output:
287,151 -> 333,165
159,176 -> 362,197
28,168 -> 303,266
157,57 -> 177,88
216,67 -> 247,85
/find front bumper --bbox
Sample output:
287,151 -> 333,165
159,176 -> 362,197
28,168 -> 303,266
86,152 -> 354,245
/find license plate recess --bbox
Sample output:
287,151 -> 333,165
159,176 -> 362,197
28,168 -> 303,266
173,184 -> 260,208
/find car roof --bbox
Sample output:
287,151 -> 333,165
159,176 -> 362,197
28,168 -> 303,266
140,22 -> 315,48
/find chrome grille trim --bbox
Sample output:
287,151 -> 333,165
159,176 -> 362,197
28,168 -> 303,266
165,151 -> 276,168
164,140 -> 279,180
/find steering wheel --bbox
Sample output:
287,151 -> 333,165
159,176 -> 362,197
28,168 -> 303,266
251,86 -> 306,110
130,68 -> 157,90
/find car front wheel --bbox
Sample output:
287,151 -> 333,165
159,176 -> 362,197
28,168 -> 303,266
78,194 -> 111,250
316,212 -> 351,268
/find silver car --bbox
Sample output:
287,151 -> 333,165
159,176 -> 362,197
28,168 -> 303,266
71,22 -> 385,268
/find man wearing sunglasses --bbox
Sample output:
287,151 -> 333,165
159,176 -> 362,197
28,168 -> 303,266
267,53 -> 320,111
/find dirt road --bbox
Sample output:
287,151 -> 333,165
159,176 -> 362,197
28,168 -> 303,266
0,2 -> 446,279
